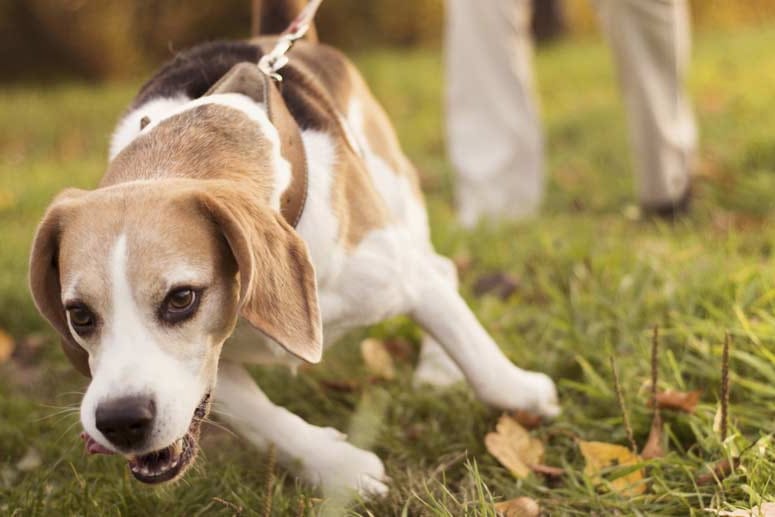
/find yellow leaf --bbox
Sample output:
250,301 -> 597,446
485,415 -> 544,479
578,440 -> 646,496
0,328 -> 15,364
0,189 -> 16,211
360,338 -> 395,380
494,496 -> 540,517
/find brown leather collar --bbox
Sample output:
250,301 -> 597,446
206,62 -> 308,227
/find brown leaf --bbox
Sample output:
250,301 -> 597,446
696,457 -> 740,486
530,463 -> 565,478
641,413 -> 665,460
578,441 -> 646,496
511,410 -> 543,430
319,379 -> 359,392
382,338 -> 413,362
494,496 -> 540,517
360,338 -> 396,380
0,328 -> 15,364
651,389 -> 702,413
473,272 -> 520,300
485,415 -> 544,479
452,254 -> 473,276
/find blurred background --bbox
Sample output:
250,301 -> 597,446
2,0 -> 775,81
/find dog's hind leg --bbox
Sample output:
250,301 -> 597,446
413,255 -> 465,388
409,258 -> 560,417
214,361 -> 388,498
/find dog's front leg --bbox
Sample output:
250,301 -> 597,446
214,361 -> 388,498
410,259 -> 560,417
413,255 -> 466,388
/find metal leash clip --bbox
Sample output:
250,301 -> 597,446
257,0 -> 323,82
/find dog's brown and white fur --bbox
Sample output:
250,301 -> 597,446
29,2 -> 558,497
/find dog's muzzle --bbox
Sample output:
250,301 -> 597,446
81,392 -> 211,484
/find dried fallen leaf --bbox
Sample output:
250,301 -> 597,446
319,379 -> 359,392
382,338 -> 413,362
530,463 -> 565,478
511,410 -> 543,430
360,338 -> 395,380
641,413 -> 665,459
485,415 -> 544,479
16,448 -> 42,471
651,389 -> 701,413
452,254 -> 473,275
473,272 -> 520,300
0,328 -> 15,364
0,188 -> 17,212
696,457 -> 739,486
578,441 -> 646,496
494,496 -> 540,517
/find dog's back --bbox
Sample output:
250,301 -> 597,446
110,11 -> 429,250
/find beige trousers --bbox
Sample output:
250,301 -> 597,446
445,0 -> 698,227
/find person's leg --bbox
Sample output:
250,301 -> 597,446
445,0 -> 544,228
594,0 -> 697,211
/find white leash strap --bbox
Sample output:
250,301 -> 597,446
258,0 -> 324,81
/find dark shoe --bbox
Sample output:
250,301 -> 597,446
642,183 -> 692,221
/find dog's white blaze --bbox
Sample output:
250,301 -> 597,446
80,234 -> 204,454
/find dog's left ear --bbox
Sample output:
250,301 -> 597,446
194,187 -> 323,363
29,189 -> 92,377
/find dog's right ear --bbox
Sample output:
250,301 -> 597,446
191,186 -> 323,364
28,189 -> 91,377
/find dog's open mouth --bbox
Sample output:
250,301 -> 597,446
127,433 -> 194,483
82,392 -> 211,484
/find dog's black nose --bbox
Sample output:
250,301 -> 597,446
95,396 -> 155,449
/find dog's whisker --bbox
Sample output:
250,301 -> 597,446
200,417 -> 238,438
33,407 -> 81,423
56,390 -> 86,398
38,402 -> 80,410
53,418 -> 85,446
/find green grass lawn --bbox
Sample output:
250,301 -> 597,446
2,24 -> 775,516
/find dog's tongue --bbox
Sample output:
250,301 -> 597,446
80,432 -> 115,455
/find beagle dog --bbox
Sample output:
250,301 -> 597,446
28,0 -> 559,497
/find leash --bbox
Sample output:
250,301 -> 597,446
253,0 -> 366,227
258,0 -> 324,81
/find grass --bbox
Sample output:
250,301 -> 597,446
2,23 -> 775,516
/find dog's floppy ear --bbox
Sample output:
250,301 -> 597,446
195,187 -> 322,363
28,189 -> 91,377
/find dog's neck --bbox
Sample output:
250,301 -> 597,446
205,63 -> 309,228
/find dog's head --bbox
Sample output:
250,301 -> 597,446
29,177 -> 321,483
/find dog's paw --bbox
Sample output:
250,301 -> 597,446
474,366 -> 560,418
302,430 -> 388,499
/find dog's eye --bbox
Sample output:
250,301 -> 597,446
160,287 -> 200,324
66,305 -> 97,336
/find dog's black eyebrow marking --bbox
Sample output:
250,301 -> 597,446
140,116 -> 151,130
